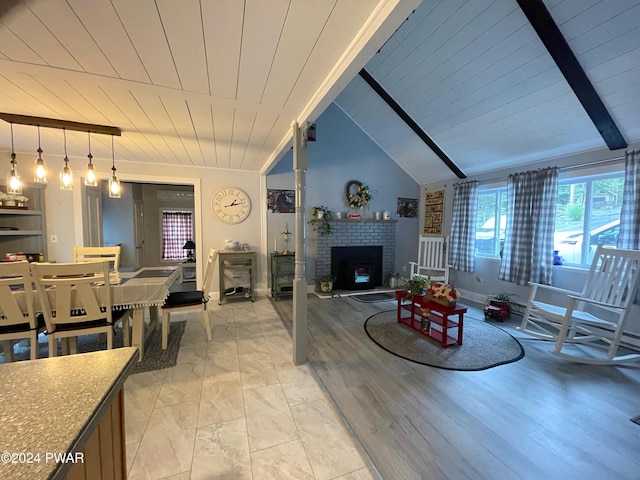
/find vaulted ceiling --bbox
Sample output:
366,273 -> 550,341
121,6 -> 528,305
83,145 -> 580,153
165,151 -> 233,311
336,0 -> 640,184
1,0 -> 638,185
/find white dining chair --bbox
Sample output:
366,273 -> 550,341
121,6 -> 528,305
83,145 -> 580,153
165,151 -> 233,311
73,246 -> 121,284
31,260 -> 116,357
0,260 -> 44,361
161,248 -> 217,349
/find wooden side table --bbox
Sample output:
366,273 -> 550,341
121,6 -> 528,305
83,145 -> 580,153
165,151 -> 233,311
395,290 -> 467,348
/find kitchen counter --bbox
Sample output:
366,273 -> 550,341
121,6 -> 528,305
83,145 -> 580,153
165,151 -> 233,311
0,347 -> 138,480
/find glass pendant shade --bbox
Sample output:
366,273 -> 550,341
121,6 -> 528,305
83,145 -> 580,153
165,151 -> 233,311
59,129 -> 72,190
109,168 -> 121,198
84,132 -> 98,187
60,157 -> 73,190
7,125 -> 22,194
85,162 -> 97,186
108,135 -> 121,198
33,126 -> 47,183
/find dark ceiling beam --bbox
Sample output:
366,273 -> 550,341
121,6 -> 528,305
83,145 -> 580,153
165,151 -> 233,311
358,69 -> 465,179
517,0 -> 627,150
0,112 -> 121,136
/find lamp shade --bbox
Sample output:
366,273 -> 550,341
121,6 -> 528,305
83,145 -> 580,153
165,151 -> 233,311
183,240 -> 196,250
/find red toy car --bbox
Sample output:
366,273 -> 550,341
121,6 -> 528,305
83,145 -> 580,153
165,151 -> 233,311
484,302 -> 510,321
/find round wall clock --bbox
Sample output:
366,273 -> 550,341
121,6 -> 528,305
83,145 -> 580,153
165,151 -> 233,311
211,187 -> 251,224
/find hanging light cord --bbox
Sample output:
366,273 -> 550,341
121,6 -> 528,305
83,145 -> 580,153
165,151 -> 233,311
63,128 -> 68,163
37,125 -> 42,156
111,135 -> 116,173
10,123 -> 16,163
88,131 -> 93,163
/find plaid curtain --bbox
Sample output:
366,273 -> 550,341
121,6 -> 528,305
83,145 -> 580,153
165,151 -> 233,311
162,211 -> 193,259
618,150 -> 640,250
449,180 -> 478,272
499,167 -> 558,285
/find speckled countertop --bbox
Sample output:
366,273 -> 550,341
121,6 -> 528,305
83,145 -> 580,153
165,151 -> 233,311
0,347 -> 138,480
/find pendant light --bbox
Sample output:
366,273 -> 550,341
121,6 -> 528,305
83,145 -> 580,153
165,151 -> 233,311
84,131 -> 97,187
59,128 -> 73,190
33,125 -> 47,183
7,123 -> 22,194
108,135 -> 121,198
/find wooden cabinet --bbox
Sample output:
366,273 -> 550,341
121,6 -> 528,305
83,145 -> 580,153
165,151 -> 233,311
270,253 -> 294,301
218,250 -> 254,305
0,183 -> 47,260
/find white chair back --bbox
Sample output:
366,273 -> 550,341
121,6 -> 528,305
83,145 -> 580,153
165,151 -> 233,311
201,248 -> 217,300
0,261 -> 37,331
0,261 -> 41,361
73,246 -> 121,284
31,261 -> 113,330
409,236 -> 450,283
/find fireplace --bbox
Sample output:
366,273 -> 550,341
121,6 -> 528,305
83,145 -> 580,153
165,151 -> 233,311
331,246 -> 383,290
348,261 -> 375,290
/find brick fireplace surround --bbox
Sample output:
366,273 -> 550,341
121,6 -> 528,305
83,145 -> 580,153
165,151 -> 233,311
314,219 -> 397,287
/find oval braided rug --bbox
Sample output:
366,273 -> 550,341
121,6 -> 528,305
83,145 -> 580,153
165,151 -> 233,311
364,310 -> 524,371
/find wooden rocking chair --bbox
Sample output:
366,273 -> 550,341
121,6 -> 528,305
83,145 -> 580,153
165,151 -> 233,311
409,236 -> 450,284
519,245 -> 640,364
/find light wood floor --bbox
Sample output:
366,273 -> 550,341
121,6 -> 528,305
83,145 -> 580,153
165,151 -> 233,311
273,295 -> 640,480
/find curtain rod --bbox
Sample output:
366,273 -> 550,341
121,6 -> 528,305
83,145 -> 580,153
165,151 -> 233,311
476,155 -> 626,185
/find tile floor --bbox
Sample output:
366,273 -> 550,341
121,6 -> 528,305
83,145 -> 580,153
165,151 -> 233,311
124,298 -> 374,480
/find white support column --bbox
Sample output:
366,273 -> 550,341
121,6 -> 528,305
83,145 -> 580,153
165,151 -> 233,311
292,121 -> 308,365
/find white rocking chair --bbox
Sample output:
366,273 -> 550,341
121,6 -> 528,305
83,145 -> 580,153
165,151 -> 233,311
409,236 -> 450,284
519,245 -> 640,364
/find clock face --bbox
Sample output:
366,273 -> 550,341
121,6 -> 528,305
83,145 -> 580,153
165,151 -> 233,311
211,187 -> 251,224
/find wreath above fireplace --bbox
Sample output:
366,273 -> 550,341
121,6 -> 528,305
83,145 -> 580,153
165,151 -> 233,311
345,180 -> 372,210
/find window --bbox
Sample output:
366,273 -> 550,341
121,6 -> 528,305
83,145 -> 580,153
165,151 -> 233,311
475,188 -> 507,257
161,210 -> 193,260
554,173 -> 624,265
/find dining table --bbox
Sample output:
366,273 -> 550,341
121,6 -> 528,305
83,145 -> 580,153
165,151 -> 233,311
113,266 -> 181,361
11,265 -> 181,362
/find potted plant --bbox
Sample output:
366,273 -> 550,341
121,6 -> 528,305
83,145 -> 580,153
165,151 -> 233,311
308,206 -> 333,235
315,274 -> 335,294
483,291 -> 521,320
401,275 -> 429,300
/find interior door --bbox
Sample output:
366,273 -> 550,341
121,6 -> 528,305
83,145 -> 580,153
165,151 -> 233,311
133,201 -> 145,269
83,186 -> 103,247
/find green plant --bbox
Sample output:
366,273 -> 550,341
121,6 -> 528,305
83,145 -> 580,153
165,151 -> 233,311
314,274 -> 336,295
566,203 -> 585,221
483,291 -> 522,314
401,275 -> 429,298
308,206 -> 333,235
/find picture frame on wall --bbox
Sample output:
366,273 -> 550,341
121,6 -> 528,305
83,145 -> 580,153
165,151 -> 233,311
397,197 -> 418,217
267,189 -> 295,213
423,189 -> 444,235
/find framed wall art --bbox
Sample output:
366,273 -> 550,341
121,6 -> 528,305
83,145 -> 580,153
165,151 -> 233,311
423,189 -> 444,236
267,189 -> 295,213
397,197 -> 418,218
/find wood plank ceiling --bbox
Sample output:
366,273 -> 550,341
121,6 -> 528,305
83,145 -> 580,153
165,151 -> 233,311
0,0 -> 418,173
335,0 -> 640,184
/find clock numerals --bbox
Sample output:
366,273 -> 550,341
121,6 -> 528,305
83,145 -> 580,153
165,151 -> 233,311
212,187 -> 251,224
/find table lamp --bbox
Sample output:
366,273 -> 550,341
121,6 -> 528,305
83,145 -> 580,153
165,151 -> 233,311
183,240 -> 195,262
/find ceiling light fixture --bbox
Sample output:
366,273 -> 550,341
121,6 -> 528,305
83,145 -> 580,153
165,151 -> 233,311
7,123 -> 22,194
59,128 -> 73,190
33,125 -> 47,183
108,135 -> 121,198
85,131 -> 97,187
